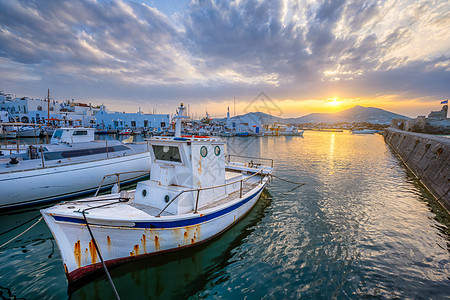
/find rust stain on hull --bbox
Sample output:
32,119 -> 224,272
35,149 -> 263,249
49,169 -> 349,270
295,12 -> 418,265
154,235 -> 160,251
130,244 -> 140,256
107,236 -> 112,253
74,240 -> 81,268
88,240 -> 97,264
141,234 -> 147,253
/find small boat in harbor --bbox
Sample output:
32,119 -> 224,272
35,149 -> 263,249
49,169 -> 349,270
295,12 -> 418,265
17,125 -> 42,138
0,127 -> 151,210
41,104 -> 273,284
0,123 -> 18,139
280,126 -> 304,136
351,129 -> 379,134
118,128 -> 133,135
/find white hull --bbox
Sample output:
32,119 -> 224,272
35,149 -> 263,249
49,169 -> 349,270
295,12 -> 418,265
18,129 -> 42,137
0,132 -> 17,139
280,130 -> 304,136
0,152 -> 150,209
42,178 -> 268,282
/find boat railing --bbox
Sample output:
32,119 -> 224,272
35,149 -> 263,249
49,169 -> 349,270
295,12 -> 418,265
226,154 -> 274,168
93,170 -> 151,197
0,140 -> 29,155
156,166 -> 268,217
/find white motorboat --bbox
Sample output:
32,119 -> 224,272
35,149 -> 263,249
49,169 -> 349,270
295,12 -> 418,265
280,126 -> 304,136
0,128 -> 151,210
41,104 -> 273,284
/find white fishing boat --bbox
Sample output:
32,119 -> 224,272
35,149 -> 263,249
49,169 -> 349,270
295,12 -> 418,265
41,104 -> 273,284
118,129 -> 133,135
0,127 -> 151,210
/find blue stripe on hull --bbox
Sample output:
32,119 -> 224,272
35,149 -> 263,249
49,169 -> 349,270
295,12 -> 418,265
52,183 -> 266,228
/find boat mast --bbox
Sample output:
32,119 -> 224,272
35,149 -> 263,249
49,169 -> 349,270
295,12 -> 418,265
174,103 -> 188,137
47,89 -> 50,125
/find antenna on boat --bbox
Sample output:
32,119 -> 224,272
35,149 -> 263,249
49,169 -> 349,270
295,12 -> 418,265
174,103 -> 188,137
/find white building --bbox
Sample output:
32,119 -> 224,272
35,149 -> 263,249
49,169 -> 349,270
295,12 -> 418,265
0,91 -> 98,126
226,107 -> 263,134
95,107 -> 170,130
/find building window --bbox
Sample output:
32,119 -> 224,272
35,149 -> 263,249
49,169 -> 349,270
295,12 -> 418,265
37,106 -> 42,111
131,121 -> 136,127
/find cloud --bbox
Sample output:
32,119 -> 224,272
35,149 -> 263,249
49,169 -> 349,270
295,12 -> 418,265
0,0 -> 448,114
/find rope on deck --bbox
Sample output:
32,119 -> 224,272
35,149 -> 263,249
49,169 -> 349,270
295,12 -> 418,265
0,217 -> 43,249
81,210 -> 121,300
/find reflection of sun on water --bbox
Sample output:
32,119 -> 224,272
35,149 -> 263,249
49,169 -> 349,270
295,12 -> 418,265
328,133 -> 335,174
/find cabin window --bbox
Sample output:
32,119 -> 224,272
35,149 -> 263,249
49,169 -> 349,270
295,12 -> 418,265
53,130 -> 63,139
152,145 -> 181,163
214,146 -> 221,156
73,130 -> 88,136
200,146 -> 208,157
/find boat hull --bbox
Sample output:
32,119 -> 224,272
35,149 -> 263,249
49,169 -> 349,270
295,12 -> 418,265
18,129 -> 42,137
42,180 -> 268,283
0,152 -> 150,210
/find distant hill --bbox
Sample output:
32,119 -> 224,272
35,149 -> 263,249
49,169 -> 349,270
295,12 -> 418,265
283,105 -> 409,124
215,105 -> 409,125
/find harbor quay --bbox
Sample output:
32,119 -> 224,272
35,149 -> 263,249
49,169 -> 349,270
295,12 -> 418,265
383,128 -> 450,212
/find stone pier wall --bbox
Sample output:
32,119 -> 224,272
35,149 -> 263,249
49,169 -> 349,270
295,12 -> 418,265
383,128 -> 450,212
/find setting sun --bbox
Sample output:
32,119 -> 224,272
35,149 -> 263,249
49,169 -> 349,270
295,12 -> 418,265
329,98 -> 339,106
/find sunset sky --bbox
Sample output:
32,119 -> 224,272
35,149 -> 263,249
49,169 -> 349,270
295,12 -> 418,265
0,0 -> 449,119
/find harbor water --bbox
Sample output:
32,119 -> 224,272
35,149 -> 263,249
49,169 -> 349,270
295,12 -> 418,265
0,131 -> 449,299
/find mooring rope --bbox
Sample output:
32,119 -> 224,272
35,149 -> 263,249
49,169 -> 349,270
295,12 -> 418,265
0,217 -> 43,249
0,214 -> 41,236
270,174 -> 306,195
271,174 -> 305,185
81,210 -> 121,300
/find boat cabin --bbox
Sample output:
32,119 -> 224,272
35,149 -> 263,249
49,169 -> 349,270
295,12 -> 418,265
50,128 -> 95,144
132,135 -> 240,214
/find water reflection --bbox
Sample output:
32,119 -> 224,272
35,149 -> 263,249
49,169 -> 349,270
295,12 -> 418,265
69,190 -> 273,299
0,132 -> 449,299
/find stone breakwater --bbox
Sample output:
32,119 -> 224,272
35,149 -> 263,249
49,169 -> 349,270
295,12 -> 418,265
383,128 -> 450,212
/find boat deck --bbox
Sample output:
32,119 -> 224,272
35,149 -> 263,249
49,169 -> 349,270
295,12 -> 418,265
200,180 -> 260,211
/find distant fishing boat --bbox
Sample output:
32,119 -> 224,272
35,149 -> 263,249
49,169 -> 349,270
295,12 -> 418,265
118,129 -> 133,135
0,127 -> 150,210
41,104 -> 273,284
280,126 -> 304,136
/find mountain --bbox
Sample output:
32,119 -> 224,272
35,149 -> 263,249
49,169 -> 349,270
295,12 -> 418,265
215,111 -> 282,124
285,105 -> 409,124
215,106 -> 409,125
